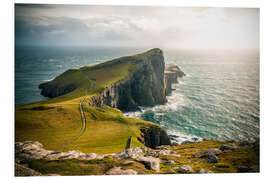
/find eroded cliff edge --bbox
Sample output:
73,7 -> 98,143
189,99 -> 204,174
40,48 -> 171,111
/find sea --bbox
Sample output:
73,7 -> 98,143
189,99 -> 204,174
15,46 -> 260,143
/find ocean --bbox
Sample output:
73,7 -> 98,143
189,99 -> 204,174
15,46 -> 260,143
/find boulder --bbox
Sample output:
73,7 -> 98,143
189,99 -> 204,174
220,143 -> 237,151
155,149 -> 180,157
163,160 -> 175,165
192,148 -> 222,158
140,127 -> 171,149
105,167 -> 137,175
178,165 -> 194,173
113,147 -> 145,159
196,169 -> 213,173
135,156 -> 160,172
204,155 -> 218,163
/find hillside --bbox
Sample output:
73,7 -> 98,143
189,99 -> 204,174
15,48 -> 171,154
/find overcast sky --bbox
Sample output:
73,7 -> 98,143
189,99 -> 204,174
15,4 -> 259,50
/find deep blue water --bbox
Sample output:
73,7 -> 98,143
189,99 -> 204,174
15,46 -> 259,143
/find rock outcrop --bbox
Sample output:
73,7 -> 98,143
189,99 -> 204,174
16,141 -> 181,173
88,48 -> 167,111
105,167 -> 138,175
139,126 -> 171,148
15,163 -> 42,176
38,49 -> 185,112
164,64 -> 185,95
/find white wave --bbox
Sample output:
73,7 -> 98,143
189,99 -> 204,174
42,78 -> 54,82
167,130 -> 202,144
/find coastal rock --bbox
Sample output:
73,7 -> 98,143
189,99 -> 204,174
178,165 -> 193,173
105,167 -> 137,175
89,48 -> 167,111
140,127 -> 171,149
40,48 -> 167,111
165,64 -> 185,78
164,64 -> 185,95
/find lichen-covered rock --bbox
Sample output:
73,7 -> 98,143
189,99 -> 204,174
220,143 -> 237,151
155,149 -> 180,157
178,165 -> 193,173
192,148 -> 222,158
135,156 -> 160,172
15,141 -> 109,162
163,160 -> 176,165
204,154 -> 218,163
113,147 -> 146,159
197,169 -> 213,173
105,167 -> 137,175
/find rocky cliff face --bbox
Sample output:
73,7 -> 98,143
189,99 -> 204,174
164,64 -> 185,95
139,126 -> 171,148
88,48 -> 167,111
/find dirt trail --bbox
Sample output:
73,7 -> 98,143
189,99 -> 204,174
59,72 -> 94,150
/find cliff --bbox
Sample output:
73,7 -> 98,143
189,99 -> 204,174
164,64 -> 185,95
39,48 -> 167,111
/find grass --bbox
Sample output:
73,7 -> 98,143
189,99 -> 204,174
15,49 -> 163,153
26,157 -> 154,175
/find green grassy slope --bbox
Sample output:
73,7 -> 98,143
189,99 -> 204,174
15,49 -> 164,154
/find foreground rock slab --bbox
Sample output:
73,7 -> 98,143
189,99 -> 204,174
105,167 -> 137,175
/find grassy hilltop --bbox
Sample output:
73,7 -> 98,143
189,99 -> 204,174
15,49 -> 166,154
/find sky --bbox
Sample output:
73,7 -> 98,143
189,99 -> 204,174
15,4 -> 259,50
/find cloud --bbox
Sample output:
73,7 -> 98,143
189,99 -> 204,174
15,5 -> 259,49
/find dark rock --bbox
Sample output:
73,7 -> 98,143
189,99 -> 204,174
178,165 -> 193,173
140,127 -> 171,149
163,160 -> 176,165
192,148 -> 222,158
15,163 -> 42,176
164,64 -> 185,95
204,155 -> 218,163
237,166 -> 258,173
181,140 -> 193,145
87,48 -> 168,112
220,143 -> 237,151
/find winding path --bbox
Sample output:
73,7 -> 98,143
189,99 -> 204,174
59,72 -> 94,149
